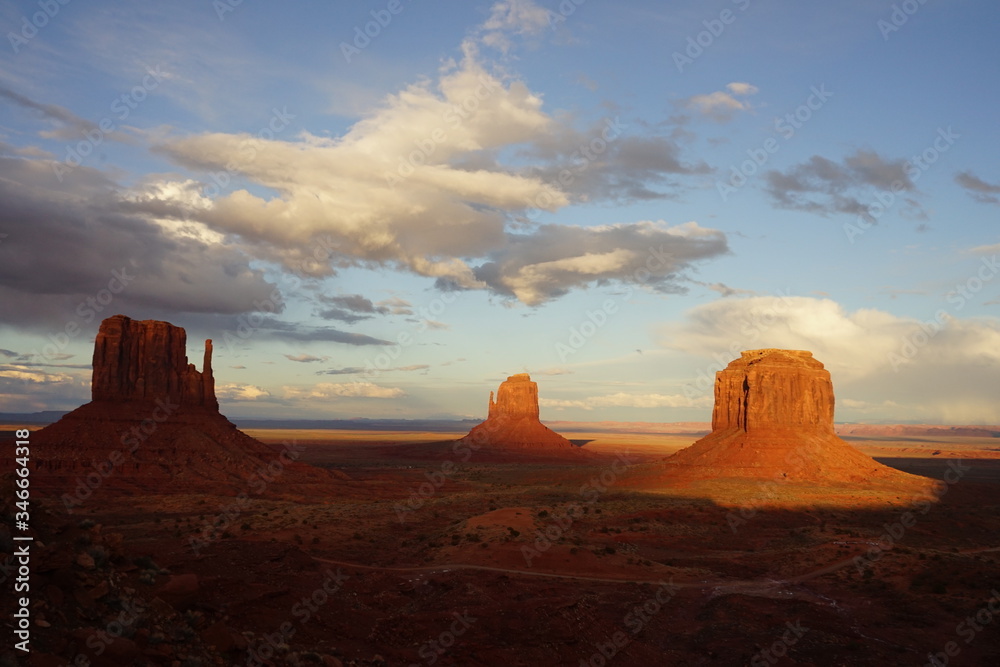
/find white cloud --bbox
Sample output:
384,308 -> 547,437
681,82 -> 758,122
480,0 -> 553,52
662,295 -> 1000,423
283,382 -> 405,400
216,383 -> 271,401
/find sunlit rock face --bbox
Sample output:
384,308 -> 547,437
664,349 -> 925,483
711,349 -> 833,434
459,374 -> 575,450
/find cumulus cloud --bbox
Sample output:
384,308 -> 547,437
680,82 -> 758,122
0,155 -> 280,332
284,354 -> 328,363
284,381 -> 405,400
469,220 -> 727,305
479,0 -> 554,52
955,170 -> 1000,205
661,295 -> 1000,423
216,383 -> 271,401
764,149 -> 925,220
147,45 -> 725,306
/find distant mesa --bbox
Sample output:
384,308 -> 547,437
458,373 -> 578,453
25,314 -> 342,500
662,349 -> 931,485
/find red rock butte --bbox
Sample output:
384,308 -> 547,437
458,373 -> 577,453
27,314 -> 342,499
662,349 -> 930,485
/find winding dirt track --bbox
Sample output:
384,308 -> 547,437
311,545 -> 871,590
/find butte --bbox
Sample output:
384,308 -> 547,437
630,349 -> 935,499
24,314 -> 342,501
457,373 -> 586,461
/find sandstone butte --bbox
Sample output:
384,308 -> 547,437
661,349 -> 934,487
458,373 -> 579,454
25,314 -> 342,499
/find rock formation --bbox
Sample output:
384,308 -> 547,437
25,315 -> 342,500
458,374 -> 577,453
662,349 -> 928,484
91,315 -> 217,408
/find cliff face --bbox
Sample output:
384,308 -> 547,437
460,374 -> 576,453
488,373 -> 540,420
711,349 -> 834,433
663,349 -> 926,484
23,314 -> 342,499
92,314 -> 217,409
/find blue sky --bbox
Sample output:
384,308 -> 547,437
1,0 -> 998,423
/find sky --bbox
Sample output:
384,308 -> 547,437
1,0 -> 998,424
